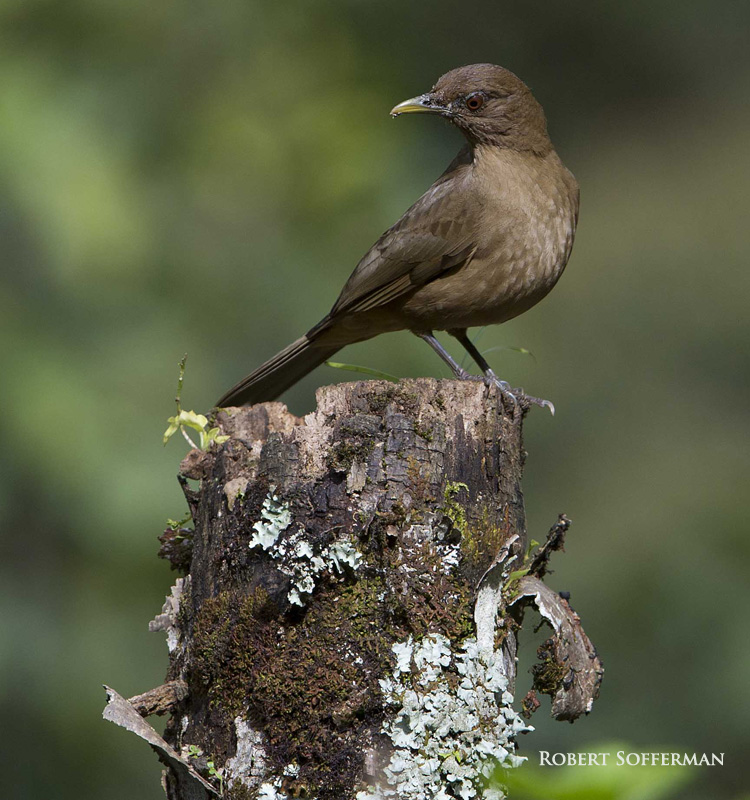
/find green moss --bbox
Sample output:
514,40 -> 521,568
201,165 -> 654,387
327,438 -> 375,472
399,389 -> 420,407
442,481 -> 469,537
413,419 -> 433,442
366,386 -> 396,414
458,502 -> 518,583
462,523 -> 506,571
531,638 -> 567,696
190,588 -> 275,715
366,385 -> 423,418
378,531 -> 476,645
189,573 -> 394,796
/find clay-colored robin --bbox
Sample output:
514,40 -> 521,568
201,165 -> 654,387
217,64 -> 579,412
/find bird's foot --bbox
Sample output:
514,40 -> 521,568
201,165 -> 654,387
483,370 -> 555,418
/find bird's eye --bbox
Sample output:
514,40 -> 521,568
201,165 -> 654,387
465,93 -> 484,111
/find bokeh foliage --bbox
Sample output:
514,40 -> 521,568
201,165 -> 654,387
0,1 -> 748,798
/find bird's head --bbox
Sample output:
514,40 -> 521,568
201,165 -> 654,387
390,63 -> 551,154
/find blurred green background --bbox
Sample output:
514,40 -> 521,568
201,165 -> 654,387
1,1 -> 748,798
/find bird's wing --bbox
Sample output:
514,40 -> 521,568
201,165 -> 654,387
330,151 -> 478,317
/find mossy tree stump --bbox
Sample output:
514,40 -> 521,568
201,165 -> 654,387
107,379 -> 601,800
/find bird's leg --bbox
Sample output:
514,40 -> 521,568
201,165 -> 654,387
444,328 -> 520,416
448,329 -> 555,416
416,332 -> 476,380
449,329 -> 513,391
416,331 -> 520,418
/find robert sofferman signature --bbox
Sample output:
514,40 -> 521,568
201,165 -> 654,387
539,751 -> 725,767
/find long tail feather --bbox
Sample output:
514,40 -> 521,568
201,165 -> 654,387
216,335 -> 340,407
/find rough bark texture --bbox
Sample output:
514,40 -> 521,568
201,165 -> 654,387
107,378 -> 602,800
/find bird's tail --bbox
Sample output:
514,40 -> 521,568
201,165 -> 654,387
216,334 -> 341,408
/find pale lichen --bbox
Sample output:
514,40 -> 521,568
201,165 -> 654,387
248,488 -> 362,606
249,487 -> 292,550
284,535 -> 362,606
359,633 -> 531,800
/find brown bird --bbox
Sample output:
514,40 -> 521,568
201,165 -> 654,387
217,64 -> 579,411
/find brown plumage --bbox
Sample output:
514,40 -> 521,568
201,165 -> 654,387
217,64 -> 579,409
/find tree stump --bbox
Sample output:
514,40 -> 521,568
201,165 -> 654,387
105,378 -> 602,800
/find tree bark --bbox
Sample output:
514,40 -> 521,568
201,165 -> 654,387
106,378 -> 602,800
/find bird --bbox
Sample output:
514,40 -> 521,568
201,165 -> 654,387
217,63 -> 579,412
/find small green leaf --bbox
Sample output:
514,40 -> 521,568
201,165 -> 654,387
481,345 -> 537,363
205,426 -> 228,442
507,568 -> 530,582
525,538 -> 540,561
165,409 -> 228,452
165,356 -> 227,452
163,418 -> 180,445
175,410 -> 209,432
166,513 -> 192,530
325,361 -> 399,382
198,426 -> 230,450
508,346 -> 535,360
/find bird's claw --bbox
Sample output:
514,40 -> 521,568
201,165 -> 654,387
508,385 -> 555,416
525,395 -> 555,416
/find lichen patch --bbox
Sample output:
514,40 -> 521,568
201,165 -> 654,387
359,634 -> 530,800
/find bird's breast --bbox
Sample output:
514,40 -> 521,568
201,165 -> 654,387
401,149 -> 578,331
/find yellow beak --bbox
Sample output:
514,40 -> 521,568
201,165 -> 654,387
390,93 -> 448,117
